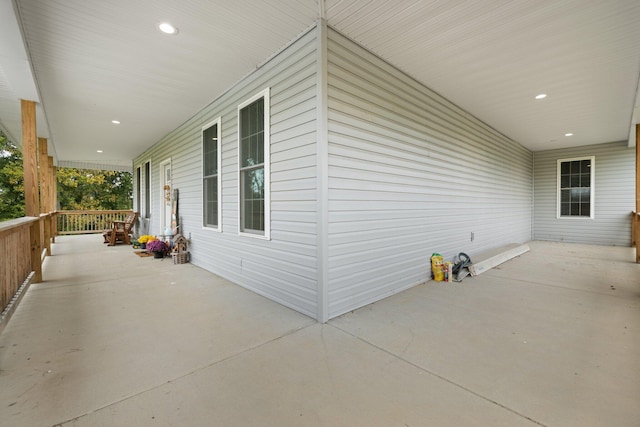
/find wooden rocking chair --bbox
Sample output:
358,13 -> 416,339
103,212 -> 138,246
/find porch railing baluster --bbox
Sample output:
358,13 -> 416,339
55,210 -> 133,235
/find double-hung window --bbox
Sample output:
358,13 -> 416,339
238,88 -> 270,238
203,118 -> 222,230
144,161 -> 151,219
557,156 -> 594,218
135,166 -> 141,213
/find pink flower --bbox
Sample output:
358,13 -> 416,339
145,239 -> 167,252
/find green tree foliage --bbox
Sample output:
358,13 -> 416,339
0,131 -> 25,220
0,129 -> 133,220
57,167 -> 132,210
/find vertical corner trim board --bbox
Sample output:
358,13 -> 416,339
469,243 -> 530,276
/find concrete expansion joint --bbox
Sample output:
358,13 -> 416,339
327,323 -> 549,427
483,272 -> 635,300
52,320 -> 318,426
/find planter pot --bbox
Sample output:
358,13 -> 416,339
140,243 -> 146,249
153,251 -> 164,259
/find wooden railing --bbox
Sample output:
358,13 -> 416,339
632,211 -> 640,263
0,215 -> 45,325
55,210 -> 133,235
2,210 -> 135,325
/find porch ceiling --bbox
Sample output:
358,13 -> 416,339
1,0 -> 639,169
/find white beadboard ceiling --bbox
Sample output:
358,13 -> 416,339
1,0 -> 639,169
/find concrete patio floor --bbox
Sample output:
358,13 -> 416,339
0,235 -> 638,426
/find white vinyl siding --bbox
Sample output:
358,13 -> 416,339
134,23 -> 541,321
326,29 -> 533,318
133,26 -> 319,318
534,142 -> 634,246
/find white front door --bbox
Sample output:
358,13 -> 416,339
159,159 -> 172,234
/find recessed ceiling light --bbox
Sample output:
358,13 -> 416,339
97,150 -> 103,153
112,120 -> 120,124
157,22 -> 178,35
565,133 -> 573,137
535,94 -> 547,100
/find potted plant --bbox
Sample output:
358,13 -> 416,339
146,239 -> 167,258
137,235 -> 156,249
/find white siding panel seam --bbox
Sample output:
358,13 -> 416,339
326,27 -> 532,318
134,26 -> 320,318
327,29 -> 527,155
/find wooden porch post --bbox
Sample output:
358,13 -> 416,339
49,157 -> 57,242
21,99 -> 42,282
38,139 -> 52,255
22,100 -> 39,216
636,124 -> 640,262
49,158 -> 57,211
38,138 -> 50,212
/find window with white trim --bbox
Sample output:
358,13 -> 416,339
203,118 -> 221,229
135,166 -> 141,213
557,156 -> 594,218
144,161 -> 151,219
238,88 -> 270,237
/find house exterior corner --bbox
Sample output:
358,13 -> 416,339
135,23 -> 638,321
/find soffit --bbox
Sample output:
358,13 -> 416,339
327,0 -> 640,150
0,0 -> 639,169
